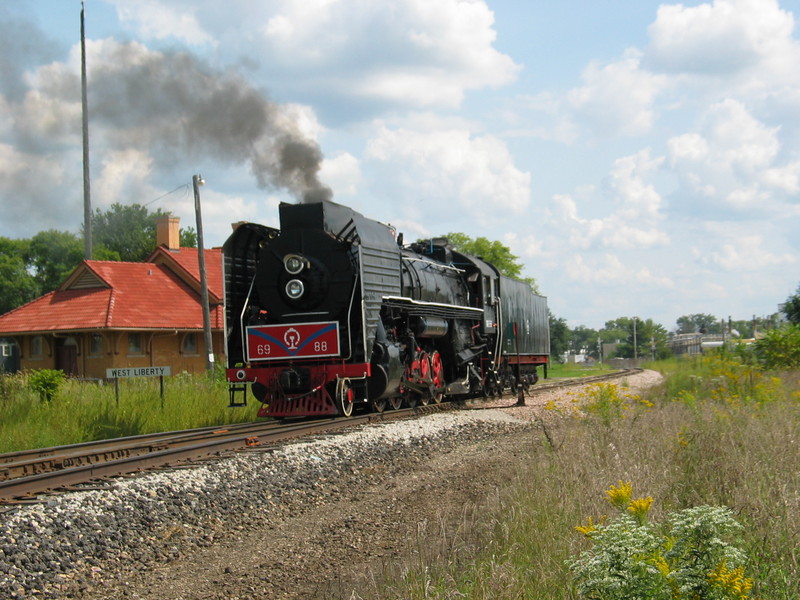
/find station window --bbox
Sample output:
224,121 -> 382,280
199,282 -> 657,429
31,335 -> 44,358
89,333 -> 104,357
127,333 -> 143,355
182,333 -> 198,355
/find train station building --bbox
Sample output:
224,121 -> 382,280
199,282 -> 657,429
0,217 -> 224,378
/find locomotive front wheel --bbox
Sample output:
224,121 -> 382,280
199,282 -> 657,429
336,379 -> 354,417
389,395 -> 403,410
372,398 -> 387,413
405,395 -> 418,409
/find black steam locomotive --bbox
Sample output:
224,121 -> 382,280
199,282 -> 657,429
224,199 -> 549,418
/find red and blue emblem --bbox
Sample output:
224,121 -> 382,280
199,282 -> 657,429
246,321 -> 340,361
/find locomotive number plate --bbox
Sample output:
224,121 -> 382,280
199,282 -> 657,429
246,322 -> 340,361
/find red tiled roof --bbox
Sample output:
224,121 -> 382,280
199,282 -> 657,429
147,246 -> 223,301
0,251 -> 224,335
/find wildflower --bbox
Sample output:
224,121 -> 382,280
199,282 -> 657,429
651,554 -> 671,577
575,516 -> 597,537
627,496 -> 654,524
605,480 -> 633,510
544,399 -> 558,411
708,561 -> 754,599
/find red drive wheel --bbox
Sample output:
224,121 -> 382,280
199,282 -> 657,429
417,352 -> 431,406
430,351 -> 444,404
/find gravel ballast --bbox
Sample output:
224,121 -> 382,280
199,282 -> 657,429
0,410 -> 525,599
1,370 -> 663,599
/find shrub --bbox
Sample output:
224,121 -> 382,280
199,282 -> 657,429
568,482 -> 755,600
752,325 -> 800,369
26,369 -> 66,402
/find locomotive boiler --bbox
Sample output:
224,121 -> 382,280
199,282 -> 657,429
224,199 -> 549,418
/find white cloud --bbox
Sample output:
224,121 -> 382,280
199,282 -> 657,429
320,151 -> 362,197
647,0 -> 796,76
566,50 -> 667,138
93,148 -> 156,207
547,150 -> 669,251
232,0 -> 520,108
365,125 -> 531,217
666,99 -> 793,213
710,235 -> 796,270
108,0 -> 215,46
565,253 -> 674,288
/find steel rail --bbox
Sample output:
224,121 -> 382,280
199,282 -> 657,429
0,408 -> 421,504
0,421 -> 298,481
0,370 -> 636,504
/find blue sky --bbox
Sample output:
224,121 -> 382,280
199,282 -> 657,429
2,0 -> 799,331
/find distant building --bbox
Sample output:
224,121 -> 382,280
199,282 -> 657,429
0,216 -> 223,378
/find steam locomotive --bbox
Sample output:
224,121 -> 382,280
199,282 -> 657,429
224,199 -> 549,418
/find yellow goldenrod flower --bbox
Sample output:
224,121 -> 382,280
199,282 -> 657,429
605,480 -> 633,510
627,496 -> 654,524
708,561 -> 754,599
651,555 -> 671,577
574,516 -> 597,537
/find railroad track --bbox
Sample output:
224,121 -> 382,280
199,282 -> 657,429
0,369 -> 639,505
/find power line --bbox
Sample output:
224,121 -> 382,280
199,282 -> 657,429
144,183 -> 191,208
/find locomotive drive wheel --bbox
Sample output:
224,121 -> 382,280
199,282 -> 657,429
430,351 -> 444,404
336,379 -> 354,417
389,395 -> 403,410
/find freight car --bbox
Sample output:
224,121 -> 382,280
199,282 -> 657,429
224,199 -> 549,418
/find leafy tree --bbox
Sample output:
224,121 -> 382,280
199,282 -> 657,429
782,284 -> 800,325
91,204 -> 196,262
549,311 -> 570,363
0,237 -> 39,314
26,230 -> 85,293
180,226 -> 198,248
437,232 -> 537,291
570,325 -> 600,358
753,324 -> 800,368
604,317 -> 670,359
675,313 -> 723,334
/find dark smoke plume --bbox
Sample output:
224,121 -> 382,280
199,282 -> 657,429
89,43 -> 332,203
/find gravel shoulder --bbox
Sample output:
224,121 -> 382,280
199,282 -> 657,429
1,370 -> 663,600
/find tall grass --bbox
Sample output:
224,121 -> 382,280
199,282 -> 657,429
0,369 -> 260,453
365,354 -> 800,599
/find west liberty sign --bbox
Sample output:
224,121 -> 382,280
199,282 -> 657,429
106,366 -> 172,378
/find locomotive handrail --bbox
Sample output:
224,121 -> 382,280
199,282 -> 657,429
382,296 -> 484,315
238,273 -> 258,361
402,255 -> 465,273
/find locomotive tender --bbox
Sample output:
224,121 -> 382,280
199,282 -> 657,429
224,199 -> 549,418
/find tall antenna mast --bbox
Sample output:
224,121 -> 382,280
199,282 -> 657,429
81,0 -> 92,259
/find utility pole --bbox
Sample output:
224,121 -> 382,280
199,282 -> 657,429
81,0 -> 92,259
193,174 -> 214,372
633,316 -> 638,361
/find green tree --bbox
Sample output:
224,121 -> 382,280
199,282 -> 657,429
91,204 -> 196,262
26,230 -> 85,293
605,317 -> 670,359
0,237 -> 39,314
675,313 -> 722,334
549,311 -> 570,363
782,284 -> 800,325
570,325 -> 600,358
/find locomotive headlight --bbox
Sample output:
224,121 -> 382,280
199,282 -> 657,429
283,254 -> 307,275
285,279 -> 305,299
